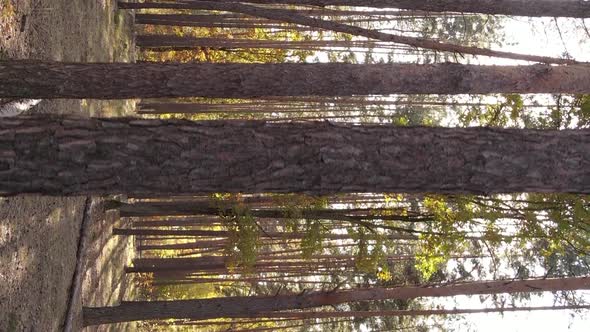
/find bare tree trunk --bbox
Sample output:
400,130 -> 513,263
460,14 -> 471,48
116,228 -> 412,241
258,305 -> 590,319
82,276 -> 590,325
138,240 -> 228,251
2,117 -> 590,195
133,218 -> 223,228
3,62 -> 590,99
112,201 -> 427,222
179,0 -> 590,18
136,34 -> 393,51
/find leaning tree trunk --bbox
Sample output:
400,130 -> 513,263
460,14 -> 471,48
82,276 -> 590,325
2,62 -> 590,99
2,117 -> 590,195
179,0 -> 590,18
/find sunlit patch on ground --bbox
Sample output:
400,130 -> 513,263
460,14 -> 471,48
0,0 -> 137,330
0,197 -> 84,331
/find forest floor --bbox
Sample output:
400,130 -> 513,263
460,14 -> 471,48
0,0 -> 138,331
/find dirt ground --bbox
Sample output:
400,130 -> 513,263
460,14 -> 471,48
1,0 -> 136,117
0,0 -> 138,331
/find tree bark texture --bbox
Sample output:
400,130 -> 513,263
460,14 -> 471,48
2,62 -> 590,99
82,276 -> 590,325
2,117 -> 590,195
180,0 -> 590,18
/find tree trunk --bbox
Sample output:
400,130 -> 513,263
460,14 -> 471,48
138,240 -> 228,251
136,34 -> 391,51
119,1 -> 577,64
126,257 -> 359,273
258,305 -> 590,319
178,0 -> 590,18
132,218 -> 223,228
4,62 -> 590,99
2,117 -> 590,195
82,276 -> 590,325
135,13 -> 244,25
115,228 -> 413,241
113,201 -> 428,222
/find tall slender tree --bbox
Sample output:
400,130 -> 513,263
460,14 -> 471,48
2,62 -> 590,99
82,276 -> 590,325
179,0 -> 590,18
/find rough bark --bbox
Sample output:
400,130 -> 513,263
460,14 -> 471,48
82,276 -> 590,325
2,117 -> 590,195
180,0 -> 590,18
119,1 -> 577,64
3,62 -> 590,99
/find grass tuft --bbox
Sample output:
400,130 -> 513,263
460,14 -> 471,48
1,0 -> 15,19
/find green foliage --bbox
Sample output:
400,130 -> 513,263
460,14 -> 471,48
457,94 -> 590,129
415,253 -> 447,280
425,15 -> 504,47
300,219 -> 324,258
210,193 -> 261,271
223,206 -> 260,272
155,282 -> 218,301
458,94 -> 525,127
139,18 -> 313,64
415,193 -> 590,280
415,195 -> 469,279
416,14 -> 505,63
350,229 -> 392,281
1,0 -> 15,19
274,194 -> 329,257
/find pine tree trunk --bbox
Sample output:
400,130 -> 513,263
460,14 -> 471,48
259,305 -> 590,319
2,117 -> 590,195
177,0 -> 590,18
138,240 -> 228,251
136,34 -> 389,51
82,276 -> 590,325
112,201 -> 427,222
126,257 -> 357,273
132,218 -> 223,228
4,62 -> 590,99
135,13 -> 244,25
115,229 -> 412,242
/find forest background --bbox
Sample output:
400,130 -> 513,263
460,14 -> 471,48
1,1 -> 590,332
